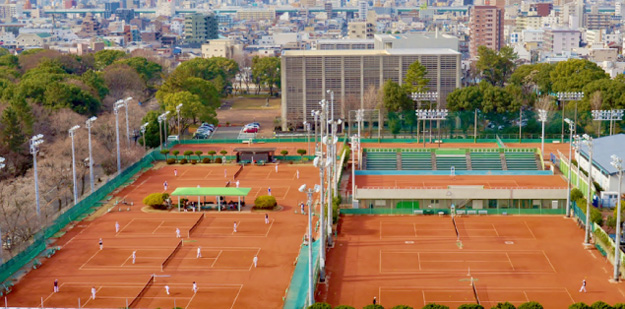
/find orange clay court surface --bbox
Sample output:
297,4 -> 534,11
7,163 -> 321,309
318,215 -> 625,309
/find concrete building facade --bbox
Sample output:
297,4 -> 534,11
280,49 -> 461,130
543,29 -> 580,54
348,21 -> 374,39
184,13 -> 218,47
469,6 -> 504,59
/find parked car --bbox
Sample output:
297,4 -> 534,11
243,127 -> 259,133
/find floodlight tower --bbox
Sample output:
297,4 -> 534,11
113,100 -> 125,173
564,118 -> 575,217
582,134 -> 593,246
298,183 -> 321,307
537,109 -> 548,155
69,125 -> 81,205
610,155 -> 623,282
140,122 -> 149,151
30,134 -> 44,216
85,116 -> 97,193
411,92 -> 439,144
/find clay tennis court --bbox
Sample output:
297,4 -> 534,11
7,163 -> 320,308
355,175 -> 568,189
318,215 -> 625,308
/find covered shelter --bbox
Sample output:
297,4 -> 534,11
234,147 -> 276,163
170,187 -> 251,212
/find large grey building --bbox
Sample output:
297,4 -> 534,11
280,49 -> 461,130
184,13 -> 218,47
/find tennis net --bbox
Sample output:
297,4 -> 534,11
187,213 -> 205,238
471,278 -> 481,305
128,274 -> 155,308
452,216 -> 460,239
234,164 -> 244,179
161,240 -> 183,272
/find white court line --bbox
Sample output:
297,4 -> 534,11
211,250 -> 223,268
505,252 -> 515,270
152,221 -> 165,234
542,250 -> 557,273
81,286 -> 102,308
228,284 -> 244,309
79,250 -> 103,270
413,223 -> 418,237
524,221 -> 537,239
492,224 -> 500,236
118,218 -> 137,234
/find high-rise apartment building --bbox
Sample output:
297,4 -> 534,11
184,13 -> 218,47
348,21 -> 374,39
469,6 -> 503,59
542,29 -> 580,54
358,0 -> 367,20
280,49 -> 461,130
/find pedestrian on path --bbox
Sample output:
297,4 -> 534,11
53,279 -> 59,293
253,255 -> 258,268
91,286 -> 96,300
579,279 -> 587,292
192,282 -> 198,294
265,213 -> 269,224
115,221 -> 120,233
174,169 -> 178,176
163,181 -> 168,191
99,238 -> 103,250
165,285 -> 170,295
197,247 -> 202,258
176,228 -> 181,238
233,221 -> 238,233
132,251 -> 136,264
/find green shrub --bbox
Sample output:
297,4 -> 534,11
570,303 -> 591,309
459,305 -> 484,309
363,305 -> 384,309
577,198 -> 603,225
297,149 -> 307,157
208,150 -> 217,158
280,150 -> 288,159
202,157 -> 211,163
422,304 -> 449,309
172,150 -> 180,160
215,157 -> 223,163
220,150 -> 228,156
180,158 -> 188,164
183,150 -> 193,159
590,301 -> 613,309
143,193 -> 166,208
391,306 -> 413,309
166,158 -> 175,164
332,195 -> 341,223
335,306 -> 356,309
254,195 -> 277,210
571,188 -> 584,201
518,302 -> 543,309
195,150 -> 203,159
491,303 -> 516,309
160,149 -> 170,157
191,160 -> 197,165
308,303 -> 332,309
613,304 -> 625,309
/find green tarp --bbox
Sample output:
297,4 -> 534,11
170,187 -> 251,197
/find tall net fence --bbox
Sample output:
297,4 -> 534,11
0,151 -> 158,284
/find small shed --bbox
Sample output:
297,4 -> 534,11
233,147 -> 276,163
170,187 -> 251,211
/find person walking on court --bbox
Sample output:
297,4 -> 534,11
165,285 -> 170,295
579,279 -> 587,292
253,255 -> 258,267
267,187 -> 271,196
265,213 -> 269,224
300,202 -> 305,214
296,169 -> 299,179
53,279 -> 59,293
174,169 -> 178,176
115,221 -> 120,233
373,297 -> 377,305
236,180 -> 240,188
224,168 -> 227,178
163,181 -> 168,191
275,163 -> 278,173
192,281 -> 198,294
99,238 -> 103,250
132,251 -> 137,264
91,286 -> 97,300
196,246 -> 202,258
176,228 -> 181,238
233,221 -> 238,233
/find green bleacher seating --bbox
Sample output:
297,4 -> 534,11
365,152 -> 397,170
436,155 -> 467,171
401,152 -> 432,170
470,152 -> 503,171
504,152 -> 538,170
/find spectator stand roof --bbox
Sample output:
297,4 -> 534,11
170,187 -> 251,196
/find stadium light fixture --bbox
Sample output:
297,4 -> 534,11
582,134 -> 593,246
611,154 -> 623,282
69,125 -> 81,205
564,118 -> 575,218
30,134 -> 44,216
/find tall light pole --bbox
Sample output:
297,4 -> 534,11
30,134 -> 44,216
538,109 -> 548,155
411,92 -> 439,144
327,118 -> 341,247
317,100 -> 327,279
592,109 -> 624,137
123,97 -> 132,148
611,155 -> 623,282
556,92 -> 583,142
176,103 -> 183,140
564,118 -> 575,217
304,121 -> 310,156
158,111 -> 170,150
350,135 -> 358,203
85,116 -> 96,193
582,134 -> 593,246
113,100 -> 125,173
356,109 -> 363,169
0,156 -> 4,263
416,109 -> 448,148
299,183 -> 320,307
140,122 -> 149,151
69,125 -> 80,205
574,135 -> 581,187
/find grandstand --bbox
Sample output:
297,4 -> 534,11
400,151 -> 432,170
470,151 -> 503,170
365,151 -> 397,170
504,150 -> 539,170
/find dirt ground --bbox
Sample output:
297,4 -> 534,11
217,97 -> 280,138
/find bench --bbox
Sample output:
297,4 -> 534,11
456,210 -> 466,215
413,210 -> 424,215
438,211 -> 445,216
478,210 -> 488,215
467,210 -> 477,215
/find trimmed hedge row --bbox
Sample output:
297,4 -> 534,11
308,301 -> 625,309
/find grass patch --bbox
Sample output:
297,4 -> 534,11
230,97 -> 280,110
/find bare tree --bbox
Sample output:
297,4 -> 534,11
362,85 -> 381,136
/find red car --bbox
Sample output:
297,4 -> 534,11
243,127 -> 258,133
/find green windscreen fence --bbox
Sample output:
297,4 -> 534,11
0,151 -> 158,284
283,240 -> 320,309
